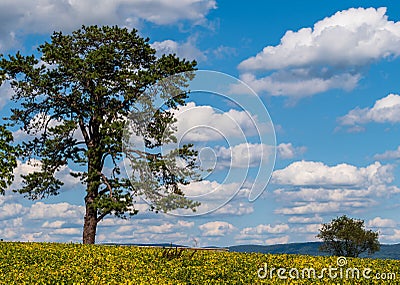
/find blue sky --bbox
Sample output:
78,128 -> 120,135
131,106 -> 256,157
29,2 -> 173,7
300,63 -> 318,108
1,0 -> 400,246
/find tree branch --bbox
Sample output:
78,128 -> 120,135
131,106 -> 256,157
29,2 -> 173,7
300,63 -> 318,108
78,115 -> 90,145
98,171 -> 114,199
96,210 -> 112,223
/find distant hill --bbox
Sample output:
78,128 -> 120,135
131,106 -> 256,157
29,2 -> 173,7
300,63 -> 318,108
228,242 -> 400,260
101,241 -> 400,259
102,242 -> 186,248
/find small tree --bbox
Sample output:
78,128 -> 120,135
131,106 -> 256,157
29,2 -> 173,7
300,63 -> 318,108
317,215 -> 380,257
0,25 -> 200,244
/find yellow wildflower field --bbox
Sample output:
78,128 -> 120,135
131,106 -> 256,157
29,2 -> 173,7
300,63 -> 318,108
0,242 -> 399,284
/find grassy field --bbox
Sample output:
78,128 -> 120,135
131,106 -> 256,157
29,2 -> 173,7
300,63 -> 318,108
0,242 -> 399,284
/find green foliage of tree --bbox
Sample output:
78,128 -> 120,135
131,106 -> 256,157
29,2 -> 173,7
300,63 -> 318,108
0,126 -> 18,194
0,25 -> 200,244
316,215 -> 380,257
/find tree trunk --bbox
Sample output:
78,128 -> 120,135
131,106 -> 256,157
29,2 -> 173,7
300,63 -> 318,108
83,194 -> 98,244
82,114 -> 102,244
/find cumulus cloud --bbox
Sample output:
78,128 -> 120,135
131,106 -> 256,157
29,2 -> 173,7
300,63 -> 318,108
272,160 -> 400,215
134,220 -> 194,234
173,181 -> 253,216
293,223 -> 321,234
51,228 -> 81,236
212,45 -> 238,59
277,143 -> 306,159
9,159 -> 82,193
374,146 -> 400,160
214,202 -> 254,216
96,216 -> 199,244
180,180 -> 244,200
28,202 -> 84,220
239,7 -> 400,71
368,217 -> 397,228
288,215 -> 323,224
215,143 -> 273,169
235,223 -> 290,245
264,236 -> 290,245
241,223 -> 289,235
0,81 -> 14,110
12,111 -> 84,143
272,160 -> 395,188
10,160 -> 42,190
382,229 -> 400,241
42,220 -> 66,228
339,94 -> 400,127
0,200 -> 84,242
172,102 -> 265,142
274,200 -> 374,215
198,221 -> 236,237
0,0 -> 217,51
0,203 -> 28,220
151,37 -> 207,62
238,71 -> 360,98
237,7 -> 400,98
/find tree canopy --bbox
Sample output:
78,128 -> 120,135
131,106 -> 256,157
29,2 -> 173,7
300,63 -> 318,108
0,25 -> 200,244
316,215 -> 380,257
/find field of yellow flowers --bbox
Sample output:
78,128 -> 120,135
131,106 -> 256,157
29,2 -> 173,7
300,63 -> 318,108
0,242 -> 399,284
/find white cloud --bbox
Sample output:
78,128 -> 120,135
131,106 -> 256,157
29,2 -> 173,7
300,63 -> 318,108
288,215 -> 323,224
10,160 -> 42,190
20,232 -> 52,242
368,217 -> 397,228
12,113 -> 63,141
241,223 -> 289,235
272,161 -> 395,188
264,236 -> 290,245
277,143 -> 306,159
237,7 -> 400,97
275,202 -> 343,215
174,181 -> 253,216
51,228 -> 81,236
239,7 -> 400,71
98,230 -> 190,245
382,229 -> 400,242
374,146 -> 400,160
212,45 -> 237,59
96,216 -> 198,245
0,201 -> 84,242
339,94 -> 400,126
235,223 -> 290,245
42,220 -> 66,228
0,81 -> 14,110
179,180 -> 244,200
293,223 -> 321,234
198,221 -> 236,237
0,0 -> 216,51
10,159 -> 82,193
0,203 -> 28,220
215,143 -> 273,169
214,202 -> 253,216
134,220 -> 194,234
12,112 -> 84,143
274,187 -> 375,203
172,102 -> 264,142
272,160 -> 400,216
28,202 -> 84,220
238,71 -> 360,98
151,37 -> 207,62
